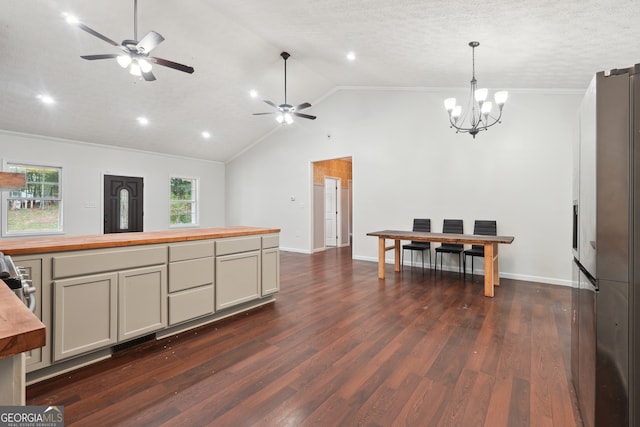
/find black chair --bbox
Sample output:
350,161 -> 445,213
402,219 -> 431,272
464,220 -> 497,276
435,219 -> 464,274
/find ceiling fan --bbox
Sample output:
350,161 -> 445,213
253,52 -> 316,124
65,0 -> 194,81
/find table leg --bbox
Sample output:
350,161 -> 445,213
484,243 -> 495,297
493,244 -> 499,286
394,239 -> 401,272
378,237 -> 386,279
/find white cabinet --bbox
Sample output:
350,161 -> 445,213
215,237 -> 261,310
168,241 -> 215,325
53,265 -> 167,362
216,251 -> 260,310
262,235 -> 280,296
51,245 -> 167,362
53,272 -> 118,361
118,266 -> 167,341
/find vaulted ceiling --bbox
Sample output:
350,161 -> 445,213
2,0 -> 639,162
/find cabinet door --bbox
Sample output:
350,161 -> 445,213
118,265 -> 167,342
53,273 -> 117,361
216,251 -> 260,310
261,248 -> 279,296
14,258 -> 45,371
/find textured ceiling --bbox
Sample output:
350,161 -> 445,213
1,0 -> 639,162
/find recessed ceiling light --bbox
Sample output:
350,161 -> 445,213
137,117 -> 149,126
37,94 -> 55,105
201,131 -> 211,139
346,51 -> 356,61
249,90 -> 258,98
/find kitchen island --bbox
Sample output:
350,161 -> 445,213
0,226 -> 280,383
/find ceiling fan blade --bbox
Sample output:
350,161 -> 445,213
294,112 -> 317,120
252,112 -> 275,115
149,57 -> 194,74
76,22 -> 120,47
294,102 -> 312,111
137,31 -> 164,54
142,70 -> 157,81
263,100 -> 278,109
80,54 -> 120,60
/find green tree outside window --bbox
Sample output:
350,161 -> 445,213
170,177 -> 197,225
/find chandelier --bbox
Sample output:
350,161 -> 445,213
444,41 -> 508,138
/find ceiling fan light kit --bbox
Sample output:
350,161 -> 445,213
67,0 -> 194,82
444,41 -> 508,138
253,51 -> 317,125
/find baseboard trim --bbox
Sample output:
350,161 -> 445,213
280,247 -> 312,254
352,255 -> 571,287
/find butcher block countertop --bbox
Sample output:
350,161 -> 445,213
0,283 -> 45,358
0,226 -> 281,256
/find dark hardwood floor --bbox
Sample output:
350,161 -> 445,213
27,247 -> 582,426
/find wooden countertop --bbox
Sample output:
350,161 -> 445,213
0,282 -> 45,358
0,226 -> 281,255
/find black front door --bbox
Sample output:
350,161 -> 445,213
104,175 -> 143,233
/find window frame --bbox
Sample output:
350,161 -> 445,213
2,161 -> 64,237
169,175 -> 199,228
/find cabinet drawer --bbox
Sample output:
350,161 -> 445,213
216,236 -> 261,256
169,257 -> 214,293
53,246 -> 167,279
168,285 -> 214,325
169,241 -> 215,262
262,234 -> 279,249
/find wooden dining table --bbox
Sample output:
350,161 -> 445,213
367,230 -> 515,297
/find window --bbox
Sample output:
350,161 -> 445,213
5,163 -> 62,235
119,188 -> 129,230
170,177 -> 198,226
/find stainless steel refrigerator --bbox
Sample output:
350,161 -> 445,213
571,65 -> 640,427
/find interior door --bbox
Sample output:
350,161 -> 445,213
104,175 -> 143,233
324,177 -> 338,247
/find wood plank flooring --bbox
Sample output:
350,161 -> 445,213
27,247 -> 582,426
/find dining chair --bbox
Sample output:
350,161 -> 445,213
402,218 -> 431,272
463,220 -> 497,276
434,219 -> 464,274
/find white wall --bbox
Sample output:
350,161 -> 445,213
226,87 -> 582,285
0,131 -> 225,236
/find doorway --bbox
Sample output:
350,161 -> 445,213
312,157 -> 353,251
104,175 -> 144,233
324,177 -> 340,247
